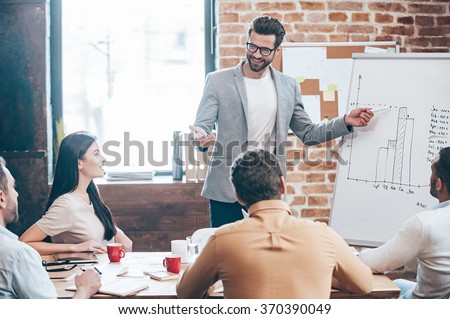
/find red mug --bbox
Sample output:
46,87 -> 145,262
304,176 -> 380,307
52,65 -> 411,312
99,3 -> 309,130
163,254 -> 181,274
107,243 -> 126,262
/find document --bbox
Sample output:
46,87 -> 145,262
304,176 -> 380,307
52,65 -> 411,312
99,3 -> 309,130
66,279 -> 149,297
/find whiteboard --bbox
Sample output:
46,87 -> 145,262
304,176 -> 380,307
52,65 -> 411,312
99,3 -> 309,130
330,53 -> 450,247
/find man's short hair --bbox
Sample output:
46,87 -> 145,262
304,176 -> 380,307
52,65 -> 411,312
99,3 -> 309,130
231,149 -> 283,207
247,15 -> 286,48
435,147 -> 450,196
0,156 -> 7,194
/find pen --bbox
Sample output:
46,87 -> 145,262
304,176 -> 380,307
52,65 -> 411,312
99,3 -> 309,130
94,266 -> 102,275
371,106 -> 391,113
80,266 -> 102,275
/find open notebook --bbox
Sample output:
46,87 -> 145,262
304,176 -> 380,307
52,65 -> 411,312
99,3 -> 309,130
66,279 -> 149,297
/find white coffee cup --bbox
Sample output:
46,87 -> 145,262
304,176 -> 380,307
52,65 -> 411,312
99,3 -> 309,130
171,239 -> 188,263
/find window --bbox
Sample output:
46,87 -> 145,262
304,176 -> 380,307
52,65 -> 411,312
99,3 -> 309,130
52,0 -> 214,174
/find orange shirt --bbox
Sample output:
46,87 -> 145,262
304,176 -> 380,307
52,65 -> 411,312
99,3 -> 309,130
177,200 -> 373,299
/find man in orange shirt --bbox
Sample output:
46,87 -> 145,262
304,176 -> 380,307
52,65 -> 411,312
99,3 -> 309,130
177,149 -> 373,298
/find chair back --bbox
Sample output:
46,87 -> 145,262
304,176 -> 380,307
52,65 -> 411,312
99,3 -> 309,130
191,228 -> 217,251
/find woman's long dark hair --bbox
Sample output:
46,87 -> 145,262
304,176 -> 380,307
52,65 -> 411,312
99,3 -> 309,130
46,131 -> 116,240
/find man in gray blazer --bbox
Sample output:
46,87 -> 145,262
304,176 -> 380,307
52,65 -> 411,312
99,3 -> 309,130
191,15 -> 374,227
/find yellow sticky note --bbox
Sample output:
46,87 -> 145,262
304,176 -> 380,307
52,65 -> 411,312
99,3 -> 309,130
296,76 -> 305,84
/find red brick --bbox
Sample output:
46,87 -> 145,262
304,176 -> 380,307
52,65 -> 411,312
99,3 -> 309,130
430,37 -> 450,47
286,33 -> 306,42
328,173 -> 336,183
305,34 -> 328,42
301,1 -> 326,11
437,16 -> 450,26
285,139 -> 295,147
287,173 -> 306,183
330,34 -> 349,42
239,13 -> 262,24
410,48 -> 449,53
408,3 -> 446,14
287,149 -> 304,161
294,24 -> 335,33
337,25 -> 375,34
306,173 -> 325,183
286,185 -> 296,195
406,37 -> 433,47
284,13 -> 304,23
290,196 -> 307,206
375,35 -> 394,42
397,16 -> 414,25
328,1 -> 363,11
299,160 -> 337,171
352,13 -> 370,22
305,149 -> 326,160
418,27 -> 447,36
416,16 -> 435,27
382,26 -> 414,36
306,13 -> 327,23
220,13 -> 239,23
329,12 -> 348,22
256,2 -> 297,11
350,35 -> 371,42
219,35 -> 240,46
301,208 -> 330,218
375,13 -> 394,24
409,48 -> 449,53
219,2 -> 252,12
219,47 -> 244,57
301,184 -> 335,194
220,24 -> 247,34
368,2 -> 406,13
308,196 -> 329,206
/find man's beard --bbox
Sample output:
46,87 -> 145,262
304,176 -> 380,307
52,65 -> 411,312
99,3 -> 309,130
430,179 -> 437,199
246,55 -> 272,73
6,202 -> 18,223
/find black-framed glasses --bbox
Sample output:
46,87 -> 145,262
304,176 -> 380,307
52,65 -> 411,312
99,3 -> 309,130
246,42 -> 275,56
42,260 -> 77,272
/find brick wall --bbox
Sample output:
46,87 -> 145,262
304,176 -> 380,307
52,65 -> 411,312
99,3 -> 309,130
216,0 -> 450,222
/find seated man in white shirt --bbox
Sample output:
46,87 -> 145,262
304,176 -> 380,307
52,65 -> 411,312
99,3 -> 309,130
0,156 -> 101,299
358,147 -> 450,299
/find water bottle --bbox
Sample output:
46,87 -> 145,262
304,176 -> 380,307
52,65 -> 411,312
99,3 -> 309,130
172,131 -> 183,180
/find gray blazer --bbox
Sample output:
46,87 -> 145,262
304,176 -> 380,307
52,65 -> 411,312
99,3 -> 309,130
194,61 -> 351,203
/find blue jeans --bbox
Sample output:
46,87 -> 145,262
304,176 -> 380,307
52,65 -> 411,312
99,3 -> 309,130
209,200 -> 247,227
393,278 -> 416,299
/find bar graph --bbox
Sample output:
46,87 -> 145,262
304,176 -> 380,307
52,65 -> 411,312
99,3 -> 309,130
345,106 -> 427,187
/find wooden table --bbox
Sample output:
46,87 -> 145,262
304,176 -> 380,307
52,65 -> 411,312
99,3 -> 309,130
47,252 -> 400,299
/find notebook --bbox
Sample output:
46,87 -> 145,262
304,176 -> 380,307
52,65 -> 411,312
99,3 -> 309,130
53,251 -> 98,264
145,270 -> 179,281
66,279 -> 149,297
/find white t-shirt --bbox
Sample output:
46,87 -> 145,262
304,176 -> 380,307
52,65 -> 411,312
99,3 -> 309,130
244,71 -> 277,151
36,193 -> 111,246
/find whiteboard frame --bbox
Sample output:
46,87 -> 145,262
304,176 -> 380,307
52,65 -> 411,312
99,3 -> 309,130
330,52 -> 450,247
282,41 -> 399,51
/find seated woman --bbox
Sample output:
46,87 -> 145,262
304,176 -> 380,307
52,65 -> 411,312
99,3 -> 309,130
20,131 -> 132,255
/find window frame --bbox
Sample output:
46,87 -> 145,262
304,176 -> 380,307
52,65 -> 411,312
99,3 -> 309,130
49,0 -> 216,179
